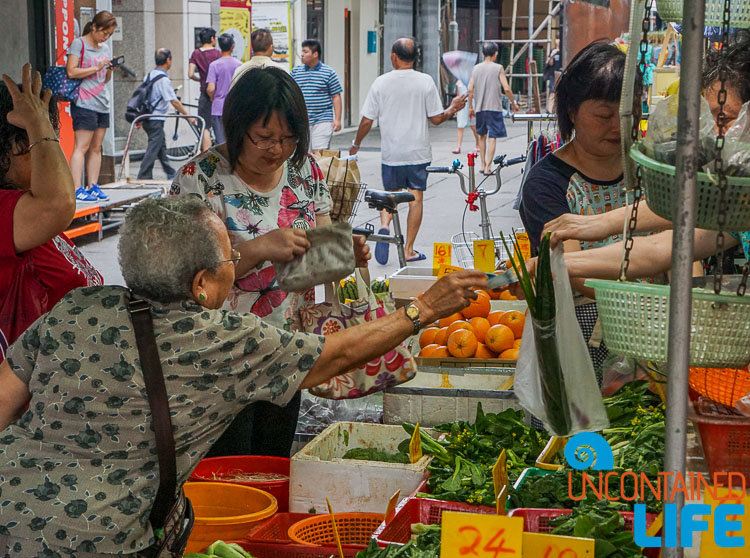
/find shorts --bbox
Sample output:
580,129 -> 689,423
71,104 -> 109,131
476,110 -> 507,138
381,163 -> 428,192
198,91 -> 213,130
310,121 -> 333,150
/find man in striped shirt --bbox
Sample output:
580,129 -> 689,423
291,39 -> 343,154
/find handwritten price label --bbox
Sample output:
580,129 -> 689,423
384,489 -> 400,524
441,511 -> 523,557
409,423 -> 423,464
514,232 -> 531,261
473,239 -> 495,272
433,243 -> 452,274
438,264 -> 464,278
523,533 -> 594,558
492,450 -> 508,514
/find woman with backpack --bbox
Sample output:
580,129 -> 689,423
66,11 -> 118,202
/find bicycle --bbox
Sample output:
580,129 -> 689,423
352,190 -> 415,268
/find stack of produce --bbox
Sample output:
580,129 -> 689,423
337,275 -> 390,303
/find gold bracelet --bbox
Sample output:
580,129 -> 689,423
27,137 -> 60,152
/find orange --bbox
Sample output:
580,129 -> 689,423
499,290 -> 518,301
499,348 -> 520,360
447,320 -> 473,336
469,317 -> 491,343
419,343 -> 440,357
488,311 -> 505,327
447,329 -> 478,358
419,327 -> 439,348
461,290 -> 491,319
513,338 -> 522,349
485,324 -> 515,354
488,288 -> 503,300
475,289 -> 492,300
499,310 -> 525,338
475,342 -> 497,359
438,312 -> 464,328
432,345 -> 450,358
434,327 -> 450,346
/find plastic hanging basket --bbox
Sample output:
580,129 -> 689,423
656,1 -> 750,27
631,144 -> 750,232
586,279 -> 750,367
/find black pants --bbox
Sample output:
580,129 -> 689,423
138,119 -> 176,180
206,391 -> 302,457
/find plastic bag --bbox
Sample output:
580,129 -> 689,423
514,244 -> 610,436
724,101 -> 750,178
297,392 -> 383,434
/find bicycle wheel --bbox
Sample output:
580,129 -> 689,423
166,145 -> 198,162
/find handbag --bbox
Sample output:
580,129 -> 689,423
43,38 -> 84,103
128,298 -> 195,558
299,269 -> 417,399
275,222 -> 356,292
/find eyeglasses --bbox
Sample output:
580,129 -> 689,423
220,248 -> 242,267
245,132 -> 299,150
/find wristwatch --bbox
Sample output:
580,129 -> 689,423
404,302 -> 421,335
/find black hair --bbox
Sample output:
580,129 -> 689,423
0,82 -> 59,189
703,29 -> 750,105
555,41 -> 642,143
199,27 -> 216,45
482,42 -> 498,58
251,28 -> 273,53
82,10 -> 117,36
218,33 -> 234,52
302,39 -> 322,58
392,37 -> 419,63
155,48 -> 172,66
223,67 -> 309,171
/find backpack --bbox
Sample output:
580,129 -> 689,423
125,72 -> 168,123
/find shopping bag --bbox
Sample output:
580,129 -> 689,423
514,244 -> 609,436
299,269 -> 416,399
316,152 -> 363,223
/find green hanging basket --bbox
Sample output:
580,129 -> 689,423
630,144 -> 750,231
657,1 -> 750,28
586,279 -> 750,368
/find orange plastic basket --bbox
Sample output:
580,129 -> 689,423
287,513 -> 384,547
688,366 -> 750,408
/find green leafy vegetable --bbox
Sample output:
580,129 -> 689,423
342,447 -> 410,463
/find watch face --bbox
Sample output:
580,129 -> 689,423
406,304 -> 420,319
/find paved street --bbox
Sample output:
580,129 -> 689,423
78,119 -> 530,284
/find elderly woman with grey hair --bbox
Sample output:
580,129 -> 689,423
0,196 -> 485,558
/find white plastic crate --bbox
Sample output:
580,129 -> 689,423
388,266 -> 436,300
289,422 -> 431,514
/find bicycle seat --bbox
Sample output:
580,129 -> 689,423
365,190 -> 415,212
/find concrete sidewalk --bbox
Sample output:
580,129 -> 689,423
78,119 -> 530,284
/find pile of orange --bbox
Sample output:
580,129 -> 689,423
417,289 -> 526,360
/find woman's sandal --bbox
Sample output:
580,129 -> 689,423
451,148 -> 461,154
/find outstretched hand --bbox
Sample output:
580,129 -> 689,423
542,213 -> 611,249
1,63 -> 54,138
417,269 -> 488,324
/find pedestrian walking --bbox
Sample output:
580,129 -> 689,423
136,49 -> 194,181
232,28 -> 288,86
206,34 -> 242,144
350,37 -> 466,264
65,11 -> 117,202
468,42 -> 519,175
188,27 -> 220,151
291,39 -> 342,155
543,37 -> 563,114
453,79 -> 480,154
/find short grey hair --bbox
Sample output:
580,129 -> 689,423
118,197 -> 222,303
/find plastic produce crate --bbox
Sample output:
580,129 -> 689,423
290,422 -> 431,514
388,266 -> 436,300
690,397 -> 750,483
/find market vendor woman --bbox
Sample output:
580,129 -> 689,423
0,196 -> 485,557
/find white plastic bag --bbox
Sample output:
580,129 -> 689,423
514,245 -> 610,436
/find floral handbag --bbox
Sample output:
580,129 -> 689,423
299,269 -> 417,399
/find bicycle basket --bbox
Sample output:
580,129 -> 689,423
451,231 -> 514,269
329,180 -> 366,224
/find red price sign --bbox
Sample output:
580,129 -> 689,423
441,512 -> 523,557
433,243 -> 452,274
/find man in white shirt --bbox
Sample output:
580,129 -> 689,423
350,37 -> 466,264
231,28 -> 288,87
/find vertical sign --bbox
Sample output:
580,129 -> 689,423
473,239 -> 495,272
433,242 -> 452,274
251,1 -> 292,70
55,0 -> 75,160
221,1 -> 253,62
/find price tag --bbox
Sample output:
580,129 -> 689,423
514,231 -> 531,261
409,423 -> 423,464
441,511 -> 524,557
437,264 -> 464,278
523,532 -> 594,557
474,239 -> 495,272
384,489 -> 401,524
701,485 -> 750,556
433,242 -> 452,274
492,450 -> 508,514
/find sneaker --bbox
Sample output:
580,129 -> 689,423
88,184 -> 109,200
75,187 -> 99,202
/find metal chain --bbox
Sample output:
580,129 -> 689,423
714,0 -> 731,295
620,0 -> 652,281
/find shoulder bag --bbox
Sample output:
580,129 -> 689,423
128,298 -> 195,558
43,38 -> 85,103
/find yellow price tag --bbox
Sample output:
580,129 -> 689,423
473,239 -> 495,272
701,485 -> 750,556
441,511 -> 524,557
523,532 -> 594,557
433,242 -> 452,274
437,264 -> 464,278
492,450 -> 509,514
514,231 -> 531,261
409,422 -> 423,464
384,489 -> 401,524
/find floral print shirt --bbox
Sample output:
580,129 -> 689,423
170,149 -> 332,332
1,285 -> 324,555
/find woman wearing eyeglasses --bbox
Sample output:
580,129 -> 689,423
171,66 -> 369,458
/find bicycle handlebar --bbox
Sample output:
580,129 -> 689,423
504,155 -> 527,167
425,166 -> 453,173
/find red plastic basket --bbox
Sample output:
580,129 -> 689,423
690,398 -> 750,482
229,539 -> 361,557
288,513 -> 384,547
189,455 -> 290,512
374,497 -> 496,546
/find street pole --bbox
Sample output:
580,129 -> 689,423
663,1 -> 705,557
448,0 -> 459,51
528,0 -> 535,111
479,0 -> 486,55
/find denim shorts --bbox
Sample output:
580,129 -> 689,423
381,163 -> 428,192
71,104 -> 109,131
476,110 -> 507,138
